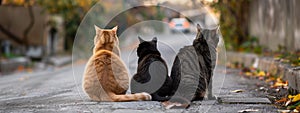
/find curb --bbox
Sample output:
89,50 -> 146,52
226,52 -> 300,92
48,56 -> 72,67
0,57 -> 31,75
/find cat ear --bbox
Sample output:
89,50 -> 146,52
212,25 -> 220,34
152,37 -> 157,43
212,25 -> 220,46
197,24 -> 202,32
216,25 -> 220,33
112,26 -> 118,33
196,24 -> 203,39
94,25 -> 102,34
138,36 -> 145,43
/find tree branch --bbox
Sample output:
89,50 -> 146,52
0,24 -> 22,44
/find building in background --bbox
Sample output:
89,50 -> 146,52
0,1 -> 65,59
0,1 -> 66,75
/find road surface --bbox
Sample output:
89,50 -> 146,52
0,33 -> 277,113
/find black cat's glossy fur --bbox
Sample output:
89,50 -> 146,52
131,37 -> 172,101
170,24 -> 219,103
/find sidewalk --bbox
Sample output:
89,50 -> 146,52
227,52 -> 300,93
0,55 -> 72,76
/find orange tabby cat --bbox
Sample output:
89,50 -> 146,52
82,25 -> 151,102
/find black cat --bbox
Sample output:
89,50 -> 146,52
130,37 -> 172,101
169,24 -> 220,104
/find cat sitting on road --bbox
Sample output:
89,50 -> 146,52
131,36 -> 172,101
169,24 -> 219,106
82,25 -> 151,102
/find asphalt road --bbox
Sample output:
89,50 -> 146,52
0,33 -> 277,113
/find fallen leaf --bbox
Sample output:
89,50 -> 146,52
277,78 -> 284,83
265,77 -> 275,83
277,109 -> 290,113
285,99 -> 292,106
272,79 -> 288,88
17,65 -> 25,72
245,72 -> 252,76
231,89 -> 244,93
276,98 -> 288,104
292,94 -> 300,102
238,109 -> 259,113
257,71 -> 266,77
289,95 -> 295,99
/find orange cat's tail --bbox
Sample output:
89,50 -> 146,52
110,92 -> 152,102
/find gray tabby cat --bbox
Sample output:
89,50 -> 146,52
169,24 -> 219,106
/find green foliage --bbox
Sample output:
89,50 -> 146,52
36,0 -> 99,50
240,36 -> 263,54
2,53 -> 20,59
211,0 -> 260,53
274,52 -> 300,67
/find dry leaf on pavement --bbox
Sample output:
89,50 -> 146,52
237,109 -> 259,113
231,89 -> 244,93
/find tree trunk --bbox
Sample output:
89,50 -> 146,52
217,0 -> 250,50
23,5 -> 35,47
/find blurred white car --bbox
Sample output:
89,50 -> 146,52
169,18 -> 190,33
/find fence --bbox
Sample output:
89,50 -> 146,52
249,0 -> 300,51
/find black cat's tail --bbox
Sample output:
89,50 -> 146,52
151,93 -> 171,101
